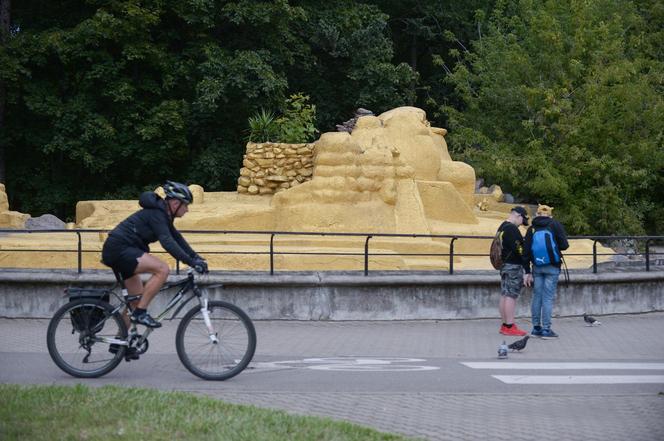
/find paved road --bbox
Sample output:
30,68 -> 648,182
2,313 -> 664,440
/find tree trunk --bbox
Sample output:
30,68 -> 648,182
0,0 -> 10,184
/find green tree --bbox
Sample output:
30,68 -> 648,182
290,0 -> 416,129
369,0 -> 496,121
0,0 -> 10,183
441,0 -> 664,235
1,0 -> 417,219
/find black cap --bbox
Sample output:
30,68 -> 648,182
511,206 -> 529,226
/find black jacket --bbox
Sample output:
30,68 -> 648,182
524,216 -> 569,269
497,221 -> 530,273
105,192 -> 198,266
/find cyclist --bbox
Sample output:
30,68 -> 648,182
101,181 -> 208,328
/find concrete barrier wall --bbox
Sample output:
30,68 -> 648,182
0,270 -> 662,320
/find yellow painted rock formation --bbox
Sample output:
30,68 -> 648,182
0,184 -> 30,228
0,107 -> 610,271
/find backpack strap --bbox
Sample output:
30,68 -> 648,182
499,223 -> 515,262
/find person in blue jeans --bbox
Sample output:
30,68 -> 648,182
523,205 -> 569,339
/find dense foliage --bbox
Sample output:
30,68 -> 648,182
440,0 -> 664,235
0,0 -> 414,217
246,94 -> 317,143
0,0 -> 661,235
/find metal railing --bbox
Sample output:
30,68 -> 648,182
0,229 -> 662,275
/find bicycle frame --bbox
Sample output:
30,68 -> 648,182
95,270 -> 218,347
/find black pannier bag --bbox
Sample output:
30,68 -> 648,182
67,288 -> 111,333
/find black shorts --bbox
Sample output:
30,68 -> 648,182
101,238 -> 145,280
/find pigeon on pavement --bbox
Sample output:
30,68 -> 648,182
508,335 -> 529,352
583,313 -> 601,326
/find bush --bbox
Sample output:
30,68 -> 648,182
276,94 -> 318,143
247,94 -> 318,144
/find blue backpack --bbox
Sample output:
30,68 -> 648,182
531,227 -> 561,266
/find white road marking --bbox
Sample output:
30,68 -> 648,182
493,375 -> 664,384
308,364 -> 439,372
249,357 -> 440,372
462,362 -> 664,370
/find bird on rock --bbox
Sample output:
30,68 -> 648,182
508,335 -> 530,352
583,313 -> 601,326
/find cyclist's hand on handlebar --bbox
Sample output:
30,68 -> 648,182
192,258 -> 209,274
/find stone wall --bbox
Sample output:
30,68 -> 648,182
2,270 -> 662,319
237,142 -> 315,195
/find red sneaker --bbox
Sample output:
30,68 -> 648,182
500,324 -> 527,336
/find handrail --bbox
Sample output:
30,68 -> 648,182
270,233 -> 276,275
364,235 -> 372,276
76,231 -> 82,274
449,237 -> 458,275
592,240 -> 598,274
0,229 -> 661,275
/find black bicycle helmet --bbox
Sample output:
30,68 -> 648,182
162,180 -> 193,204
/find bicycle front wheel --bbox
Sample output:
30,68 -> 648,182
47,299 -> 127,378
176,300 -> 256,381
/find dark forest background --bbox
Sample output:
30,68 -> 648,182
1,0 -> 662,235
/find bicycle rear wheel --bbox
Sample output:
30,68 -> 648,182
176,300 -> 256,381
47,299 -> 127,378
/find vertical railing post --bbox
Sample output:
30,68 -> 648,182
449,237 -> 457,274
592,240 -> 598,274
645,239 -> 651,272
270,233 -> 276,275
76,231 -> 82,274
364,235 -> 373,276
176,260 -> 180,275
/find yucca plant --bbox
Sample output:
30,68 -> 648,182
247,108 -> 279,143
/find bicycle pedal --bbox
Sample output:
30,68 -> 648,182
123,347 -> 140,362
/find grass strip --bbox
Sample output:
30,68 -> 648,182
0,384 -> 416,441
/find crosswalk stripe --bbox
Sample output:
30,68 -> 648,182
461,362 -> 664,370
493,375 -> 664,384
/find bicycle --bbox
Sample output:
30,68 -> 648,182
46,270 -> 256,380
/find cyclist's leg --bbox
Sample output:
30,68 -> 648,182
132,253 -> 169,309
103,245 -> 142,328
121,274 -> 143,327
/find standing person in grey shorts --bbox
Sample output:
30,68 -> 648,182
496,206 -> 531,337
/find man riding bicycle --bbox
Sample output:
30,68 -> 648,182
101,181 -> 208,328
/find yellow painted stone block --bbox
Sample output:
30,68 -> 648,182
0,211 -> 29,228
0,192 -> 8,212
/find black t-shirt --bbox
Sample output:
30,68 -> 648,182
497,221 -> 530,273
